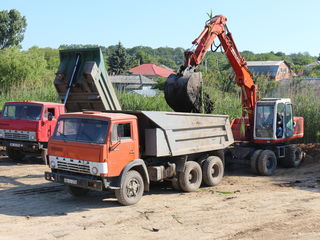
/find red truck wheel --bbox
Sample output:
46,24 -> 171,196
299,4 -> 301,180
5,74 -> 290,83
7,148 -> 24,161
115,170 -> 144,206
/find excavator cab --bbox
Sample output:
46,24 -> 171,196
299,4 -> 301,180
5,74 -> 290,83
253,98 -> 303,143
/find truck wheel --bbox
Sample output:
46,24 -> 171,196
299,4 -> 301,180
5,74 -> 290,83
66,185 -> 89,197
202,156 -> 224,186
257,150 -> 277,176
179,161 -> 202,192
280,145 -> 303,168
250,149 -> 263,174
7,148 -> 24,161
212,150 -> 225,165
115,170 -> 144,206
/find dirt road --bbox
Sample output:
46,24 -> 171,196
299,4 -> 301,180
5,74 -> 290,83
0,148 -> 320,240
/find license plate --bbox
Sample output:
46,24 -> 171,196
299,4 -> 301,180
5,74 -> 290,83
10,143 -> 22,148
64,178 -> 77,185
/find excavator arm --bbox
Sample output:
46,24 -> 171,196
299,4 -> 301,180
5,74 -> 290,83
165,15 -> 257,128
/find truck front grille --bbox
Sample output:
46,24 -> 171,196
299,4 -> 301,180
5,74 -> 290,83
4,132 -> 29,141
57,161 -> 90,174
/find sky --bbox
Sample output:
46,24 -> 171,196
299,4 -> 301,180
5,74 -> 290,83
2,0 -> 320,56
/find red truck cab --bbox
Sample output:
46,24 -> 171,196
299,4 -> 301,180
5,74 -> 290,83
0,101 -> 65,161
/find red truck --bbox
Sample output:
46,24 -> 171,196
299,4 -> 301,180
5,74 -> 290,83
0,101 -> 65,161
0,48 -> 120,161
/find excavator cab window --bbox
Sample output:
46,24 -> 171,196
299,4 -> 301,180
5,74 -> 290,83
284,104 -> 294,138
255,105 -> 275,138
276,103 -> 285,138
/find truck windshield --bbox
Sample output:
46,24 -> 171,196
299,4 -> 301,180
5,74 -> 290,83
53,117 -> 109,144
2,103 -> 42,121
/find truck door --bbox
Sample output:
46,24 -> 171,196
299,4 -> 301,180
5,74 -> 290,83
108,121 -> 136,176
42,107 -> 58,141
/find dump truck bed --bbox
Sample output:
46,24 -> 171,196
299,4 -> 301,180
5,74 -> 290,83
54,48 -> 121,112
108,110 -> 234,157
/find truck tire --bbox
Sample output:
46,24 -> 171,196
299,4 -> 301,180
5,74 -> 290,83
280,145 -> 303,168
171,177 -> 181,191
179,161 -> 202,192
7,148 -> 24,161
250,149 -> 263,174
66,185 -> 89,197
202,156 -> 224,186
212,150 -> 225,165
257,150 -> 277,176
115,170 -> 144,206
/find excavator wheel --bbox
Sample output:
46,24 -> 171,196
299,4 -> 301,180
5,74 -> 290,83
164,71 -> 213,113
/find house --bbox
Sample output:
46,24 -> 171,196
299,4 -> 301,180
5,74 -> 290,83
246,61 -> 293,81
304,60 -> 320,69
129,63 -> 175,78
109,74 -> 157,92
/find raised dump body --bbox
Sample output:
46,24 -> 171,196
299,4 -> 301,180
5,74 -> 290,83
124,111 -> 234,157
54,48 -> 121,112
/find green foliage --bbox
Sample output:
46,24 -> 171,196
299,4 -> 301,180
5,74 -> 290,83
0,47 -> 53,93
108,42 -> 130,74
153,77 -> 166,91
254,74 -> 279,98
0,9 -> 27,49
117,91 -> 172,111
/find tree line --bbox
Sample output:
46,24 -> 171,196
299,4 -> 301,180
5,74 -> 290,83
1,8 -> 320,96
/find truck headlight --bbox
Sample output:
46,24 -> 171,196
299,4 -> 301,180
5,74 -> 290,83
91,167 -> 98,175
50,159 -> 57,168
0,129 -> 4,138
89,162 -> 108,175
29,132 -> 36,141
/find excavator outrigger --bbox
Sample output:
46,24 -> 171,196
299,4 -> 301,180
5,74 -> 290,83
164,15 -> 304,175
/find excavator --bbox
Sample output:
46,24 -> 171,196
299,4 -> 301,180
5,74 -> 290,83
164,15 -> 304,175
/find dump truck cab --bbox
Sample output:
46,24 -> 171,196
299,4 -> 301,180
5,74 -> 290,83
0,101 -> 65,160
47,111 -> 140,178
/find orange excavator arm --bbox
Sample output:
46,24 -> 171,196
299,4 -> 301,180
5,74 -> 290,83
181,15 -> 257,127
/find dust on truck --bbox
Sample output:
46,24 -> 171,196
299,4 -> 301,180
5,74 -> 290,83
45,110 -> 234,205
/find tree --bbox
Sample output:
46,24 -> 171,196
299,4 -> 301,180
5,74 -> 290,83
318,54 -> 320,61
0,9 -> 27,49
108,42 -> 129,75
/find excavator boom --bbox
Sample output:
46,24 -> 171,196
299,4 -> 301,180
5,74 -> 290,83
164,15 -> 257,128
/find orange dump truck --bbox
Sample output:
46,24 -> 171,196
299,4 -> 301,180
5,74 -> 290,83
45,110 -> 233,205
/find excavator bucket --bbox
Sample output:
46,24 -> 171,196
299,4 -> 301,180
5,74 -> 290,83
164,71 -> 213,113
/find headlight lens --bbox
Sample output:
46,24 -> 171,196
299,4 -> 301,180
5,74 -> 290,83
50,159 -> 57,168
91,167 -> 98,175
29,132 -> 36,141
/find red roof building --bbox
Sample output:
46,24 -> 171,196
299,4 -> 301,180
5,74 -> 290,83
129,63 -> 175,78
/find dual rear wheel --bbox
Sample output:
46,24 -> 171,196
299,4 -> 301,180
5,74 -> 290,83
171,156 -> 224,192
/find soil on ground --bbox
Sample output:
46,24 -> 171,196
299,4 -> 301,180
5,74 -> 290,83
0,145 -> 319,240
